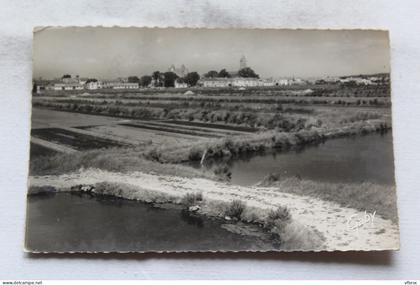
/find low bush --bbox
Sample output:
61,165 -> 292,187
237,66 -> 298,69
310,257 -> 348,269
213,165 -> 232,180
144,147 -> 162,162
265,206 -> 291,229
239,206 -> 262,223
188,146 -> 204,161
180,192 -> 203,208
225,200 -> 246,219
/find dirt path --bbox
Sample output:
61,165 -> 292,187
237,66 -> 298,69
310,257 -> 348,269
29,169 -> 399,251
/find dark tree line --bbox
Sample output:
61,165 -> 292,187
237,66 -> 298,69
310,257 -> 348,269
203,67 -> 258,79
238,67 -> 259,78
120,66 -> 259,88
204,69 -> 231,78
128,71 -> 200,88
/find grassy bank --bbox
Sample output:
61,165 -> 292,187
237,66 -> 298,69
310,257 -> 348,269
258,175 -> 398,223
146,119 -> 391,163
29,147 -> 216,179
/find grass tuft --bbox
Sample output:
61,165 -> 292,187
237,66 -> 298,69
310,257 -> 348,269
180,192 -> 203,208
265,206 -> 291,229
225,199 -> 246,219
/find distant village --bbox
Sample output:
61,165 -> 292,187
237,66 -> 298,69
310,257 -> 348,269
33,56 -> 389,94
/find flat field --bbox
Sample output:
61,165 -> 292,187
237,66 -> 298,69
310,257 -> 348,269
31,84 -> 392,163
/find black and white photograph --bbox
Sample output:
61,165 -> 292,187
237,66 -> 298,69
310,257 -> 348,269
26,27 -> 399,253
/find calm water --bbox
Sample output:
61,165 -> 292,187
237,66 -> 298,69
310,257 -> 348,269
25,193 -> 272,252
201,132 -> 395,186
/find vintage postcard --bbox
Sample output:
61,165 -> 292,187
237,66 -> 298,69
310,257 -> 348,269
26,27 -> 399,252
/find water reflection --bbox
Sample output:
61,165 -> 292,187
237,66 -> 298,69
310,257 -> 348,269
26,193 -> 272,252
180,210 -> 204,228
194,132 -> 395,186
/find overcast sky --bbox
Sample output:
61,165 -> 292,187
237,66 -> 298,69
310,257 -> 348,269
33,27 -> 390,79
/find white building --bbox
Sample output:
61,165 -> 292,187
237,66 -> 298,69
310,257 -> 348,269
174,79 -> 188,88
52,83 -> 84,91
85,80 -> 102,90
198,78 -> 231,88
198,77 -> 277,88
274,79 -> 289,86
339,77 -> 373,85
102,81 -> 139,89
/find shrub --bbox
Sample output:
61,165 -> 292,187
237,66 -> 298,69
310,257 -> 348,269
239,207 -> 260,223
213,165 -> 232,180
180,192 -> 203,208
188,146 -> 203,161
223,137 -> 235,151
265,206 -> 291,229
225,200 -> 246,219
144,147 -> 161,162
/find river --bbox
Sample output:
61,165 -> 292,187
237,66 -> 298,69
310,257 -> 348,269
199,132 -> 395,186
25,193 -> 276,252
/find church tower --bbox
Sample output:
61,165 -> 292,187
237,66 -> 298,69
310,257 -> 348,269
240,55 -> 247,70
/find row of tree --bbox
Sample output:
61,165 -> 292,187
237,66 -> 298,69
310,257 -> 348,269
128,71 -> 200,88
204,69 -> 231,78
203,67 -> 259,79
126,67 -> 259,87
